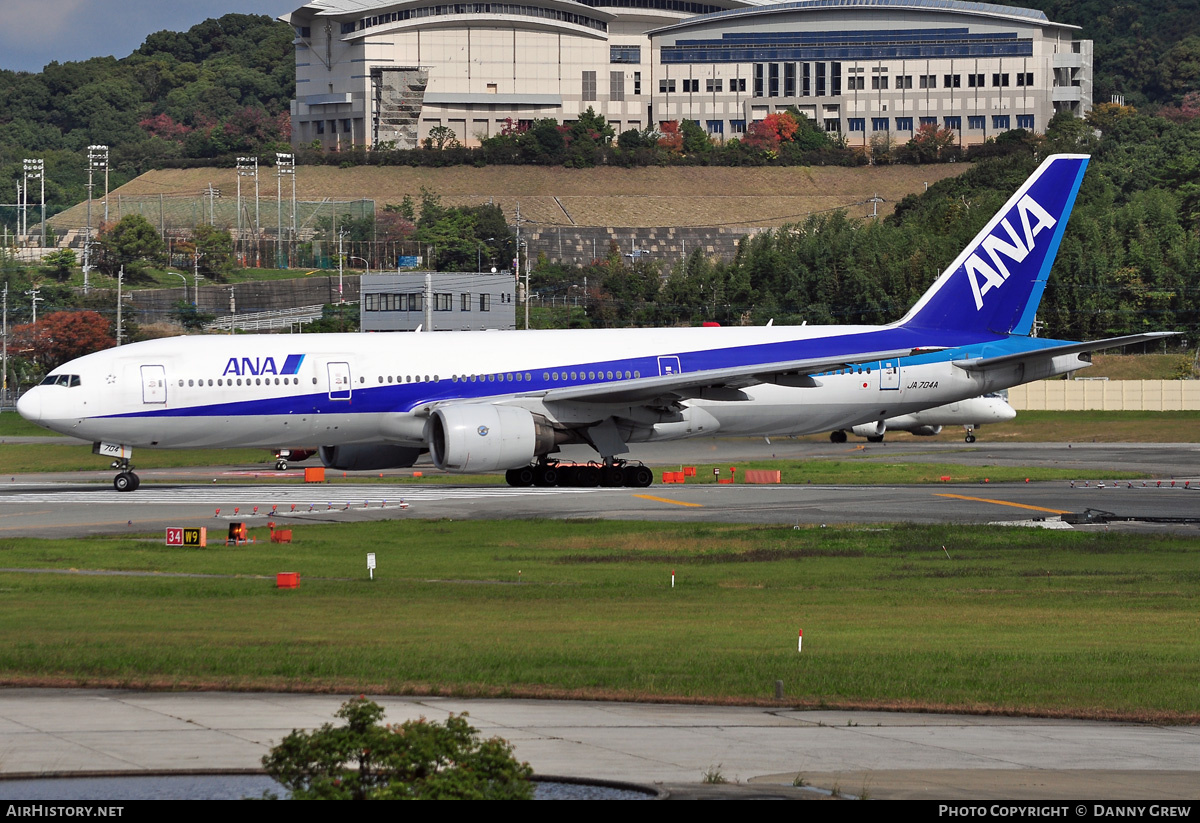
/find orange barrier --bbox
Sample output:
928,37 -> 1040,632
742,470 -> 782,484
271,529 -> 293,544
304,467 -> 325,483
718,478 -> 734,484
682,466 -> 696,477
276,572 -> 299,589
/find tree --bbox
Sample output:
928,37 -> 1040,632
262,697 -> 534,800
99,214 -> 165,279
168,300 -> 214,331
41,249 -> 76,282
190,224 -> 235,281
11,311 -> 115,371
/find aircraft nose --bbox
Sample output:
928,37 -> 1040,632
997,404 -> 1017,422
16,389 -> 41,423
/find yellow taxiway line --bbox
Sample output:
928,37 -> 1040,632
632,494 -> 704,508
934,493 -> 1071,514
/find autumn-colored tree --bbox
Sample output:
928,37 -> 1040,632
11,311 -> 116,371
743,112 -> 800,151
657,120 -> 683,152
903,122 -> 959,163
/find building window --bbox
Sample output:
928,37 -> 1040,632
659,78 -> 676,94
1016,72 -> 1034,87
896,75 -> 913,90
729,119 -> 746,134
364,293 -> 378,311
848,118 -> 865,132
706,120 -> 724,135
754,64 -> 764,97
341,119 -> 352,133
582,71 -> 597,102
919,74 -> 936,89
993,73 -> 1010,87
315,120 -> 325,134
634,72 -> 641,95
944,74 -> 961,88
847,76 -> 865,90
968,73 -> 985,88
816,61 -> 826,96
872,117 -> 889,131
732,78 -> 746,93
768,63 -> 779,97
944,116 -> 961,130
920,116 -> 937,126
434,293 -> 452,311
479,294 -> 491,312
461,293 -> 470,311
610,45 -> 640,64
1016,114 -> 1035,130
871,75 -> 889,90
683,78 -> 699,93
784,62 -> 796,97
992,115 -> 1011,130
824,118 -> 840,132
706,78 -> 723,92
896,117 -> 913,131
610,71 -> 624,102
405,293 -> 423,312
802,63 -> 810,96
968,115 -> 985,130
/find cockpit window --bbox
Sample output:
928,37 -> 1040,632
39,374 -> 80,387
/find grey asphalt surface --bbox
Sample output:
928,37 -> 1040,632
0,440 -> 1197,537
0,437 -> 1197,799
0,690 -> 1196,801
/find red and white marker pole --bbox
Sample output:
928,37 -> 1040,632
671,569 -> 675,588
798,629 -> 803,653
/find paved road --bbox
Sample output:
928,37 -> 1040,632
0,690 -> 1196,801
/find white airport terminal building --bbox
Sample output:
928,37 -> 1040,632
281,0 -> 1092,150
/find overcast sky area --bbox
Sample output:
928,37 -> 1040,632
1,1 -> 295,73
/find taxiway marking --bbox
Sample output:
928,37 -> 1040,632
934,493 -> 1071,514
632,494 -> 704,508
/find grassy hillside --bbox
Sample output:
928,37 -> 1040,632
48,164 -> 966,232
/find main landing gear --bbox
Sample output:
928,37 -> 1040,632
506,458 -> 654,488
111,458 -> 140,492
829,430 -> 848,443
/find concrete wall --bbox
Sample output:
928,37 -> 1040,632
1009,380 -> 1200,411
527,225 -> 756,267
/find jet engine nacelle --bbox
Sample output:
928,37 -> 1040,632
429,404 -> 556,472
851,420 -> 888,439
319,444 -> 423,471
908,425 -> 943,437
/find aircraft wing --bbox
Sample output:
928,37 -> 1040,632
952,333 -> 1178,373
514,346 -> 929,406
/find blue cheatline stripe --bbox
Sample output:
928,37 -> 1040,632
1011,159 -> 1089,336
101,325 -> 1019,422
281,354 -> 305,375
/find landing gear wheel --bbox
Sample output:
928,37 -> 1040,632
830,430 -> 848,444
965,433 -> 977,443
533,464 -> 559,487
575,465 -> 601,487
506,467 -> 536,487
623,465 -> 654,488
276,460 -> 288,471
114,471 -> 139,492
602,466 -> 626,487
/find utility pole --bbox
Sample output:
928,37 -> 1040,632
236,156 -> 258,264
116,268 -> 123,346
337,224 -> 347,303
2,284 -> 7,401
26,287 -> 41,325
277,153 -> 294,268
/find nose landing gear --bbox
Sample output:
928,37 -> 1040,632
111,458 -> 140,492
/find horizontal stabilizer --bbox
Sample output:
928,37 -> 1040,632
952,333 -> 1178,372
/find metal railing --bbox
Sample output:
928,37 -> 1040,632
204,304 -> 331,332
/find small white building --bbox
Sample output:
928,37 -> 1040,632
360,272 -> 518,331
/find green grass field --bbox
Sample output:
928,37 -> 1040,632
0,520 -> 1195,721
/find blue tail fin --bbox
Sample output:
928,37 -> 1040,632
897,154 -> 1089,337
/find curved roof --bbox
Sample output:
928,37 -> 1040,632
649,0 -> 1076,36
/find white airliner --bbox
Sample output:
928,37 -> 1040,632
17,154 -> 1173,491
831,393 -> 1015,443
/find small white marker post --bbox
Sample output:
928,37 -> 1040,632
671,569 -> 675,589
367,552 -> 376,581
798,629 -> 803,653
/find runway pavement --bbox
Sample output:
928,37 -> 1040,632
0,440 -> 1198,537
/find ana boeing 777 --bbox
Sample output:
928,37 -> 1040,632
17,154 -> 1172,491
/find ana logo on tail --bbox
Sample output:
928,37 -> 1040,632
964,194 -> 1057,310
